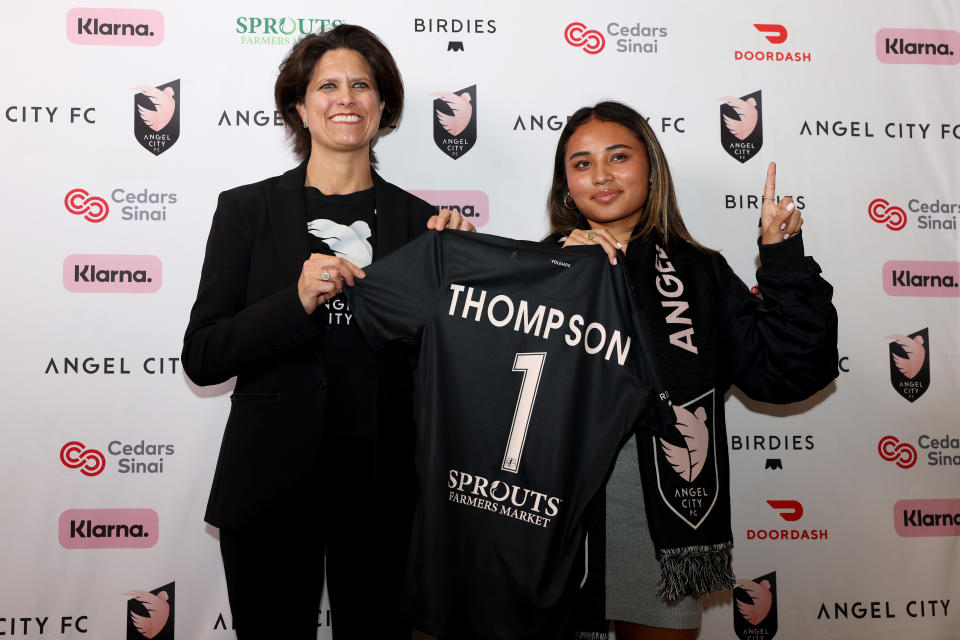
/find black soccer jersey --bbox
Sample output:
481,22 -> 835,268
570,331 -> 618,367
346,231 -> 674,639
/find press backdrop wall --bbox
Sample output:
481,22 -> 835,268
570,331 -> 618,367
2,1 -> 958,638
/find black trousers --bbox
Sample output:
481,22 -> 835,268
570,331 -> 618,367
220,522 -> 413,639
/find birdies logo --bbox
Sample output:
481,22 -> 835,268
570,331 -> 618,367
719,90 -> 763,163
886,328 -> 930,402
652,389 -> 719,528
734,571 -> 779,639
126,582 -> 174,640
133,79 -> 180,156
431,85 -> 477,159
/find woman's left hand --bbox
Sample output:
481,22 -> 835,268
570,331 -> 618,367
760,162 -> 804,245
427,208 -> 477,232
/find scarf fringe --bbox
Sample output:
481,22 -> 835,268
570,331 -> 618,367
656,542 -> 735,602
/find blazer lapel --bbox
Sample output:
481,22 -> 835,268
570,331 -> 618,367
372,170 -> 407,259
267,159 -> 310,281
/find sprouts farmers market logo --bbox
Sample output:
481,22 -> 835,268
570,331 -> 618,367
564,21 -> 668,55
876,28 -> 960,65
884,261 -> 960,297
63,254 -> 162,293
59,508 -> 158,549
67,8 -> 164,46
133,80 -> 179,155
235,16 -> 342,45
868,197 -> 958,232
409,190 -> 490,227
734,24 -> 812,63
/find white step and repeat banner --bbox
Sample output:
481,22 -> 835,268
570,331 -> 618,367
1,1 -> 957,638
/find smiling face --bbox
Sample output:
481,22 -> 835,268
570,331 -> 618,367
564,118 -> 651,232
296,48 -> 385,156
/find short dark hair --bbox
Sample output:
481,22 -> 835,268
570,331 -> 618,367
546,101 -> 710,251
274,24 -> 404,162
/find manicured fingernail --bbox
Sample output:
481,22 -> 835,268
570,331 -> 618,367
780,222 -> 787,230
783,233 -> 790,240
786,202 -> 795,212
616,242 -> 623,249
612,258 -> 617,265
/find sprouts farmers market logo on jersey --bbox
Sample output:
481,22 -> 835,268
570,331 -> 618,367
235,16 -> 342,45
876,28 -> 960,65
59,508 -> 158,549
734,24 -> 812,63
884,261 -> 960,297
67,8 -> 164,46
409,190 -> 490,227
63,254 -> 162,293
564,21 -> 668,55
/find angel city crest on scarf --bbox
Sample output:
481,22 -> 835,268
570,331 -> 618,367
132,79 -> 180,155
719,89 -> 762,163
430,84 -> 477,159
653,387 -> 719,529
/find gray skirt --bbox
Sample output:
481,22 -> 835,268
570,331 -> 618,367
605,436 -> 703,629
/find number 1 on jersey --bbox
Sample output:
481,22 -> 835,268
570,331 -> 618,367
501,352 -> 546,474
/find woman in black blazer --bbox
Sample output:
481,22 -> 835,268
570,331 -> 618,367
182,25 -> 472,639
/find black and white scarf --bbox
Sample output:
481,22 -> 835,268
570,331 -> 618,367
628,234 -> 735,602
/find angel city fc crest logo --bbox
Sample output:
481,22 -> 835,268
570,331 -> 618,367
719,90 -> 763,163
734,572 -> 778,639
886,328 -> 930,402
125,582 -> 174,639
653,388 -> 719,529
431,85 -> 476,159
133,79 -> 180,155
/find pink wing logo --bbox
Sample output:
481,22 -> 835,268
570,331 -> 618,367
430,91 -> 473,136
660,404 -> 709,483
735,579 -> 773,625
124,590 -> 170,638
886,334 -> 926,379
719,96 -> 758,140
132,85 -> 176,132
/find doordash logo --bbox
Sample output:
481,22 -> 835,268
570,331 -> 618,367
63,254 -> 162,293
735,24 -> 812,63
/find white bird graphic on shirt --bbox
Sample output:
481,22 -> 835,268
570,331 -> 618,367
886,334 -> 926,379
308,219 -> 374,268
124,590 -> 170,639
719,96 -> 758,140
132,85 -> 177,132
430,91 -> 473,136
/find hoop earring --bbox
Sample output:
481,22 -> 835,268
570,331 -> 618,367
563,193 -> 577,211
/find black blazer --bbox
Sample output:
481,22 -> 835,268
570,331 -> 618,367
182,160 -> 434,529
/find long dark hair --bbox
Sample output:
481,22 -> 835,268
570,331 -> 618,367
274,24 -> 404,163
546,101 -> 710,251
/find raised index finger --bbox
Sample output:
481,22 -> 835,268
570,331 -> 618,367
763,161 -> 777,199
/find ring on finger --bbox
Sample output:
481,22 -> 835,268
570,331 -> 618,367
762,195 -> 776,202
586,230 -> 598,240
321,269 -> 331,281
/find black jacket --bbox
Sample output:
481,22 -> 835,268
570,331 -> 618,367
182,160 -> 434,529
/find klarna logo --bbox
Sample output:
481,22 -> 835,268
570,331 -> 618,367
63,254 -> 162,293
59,508 -> 159,548
67,8 -> 164,46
